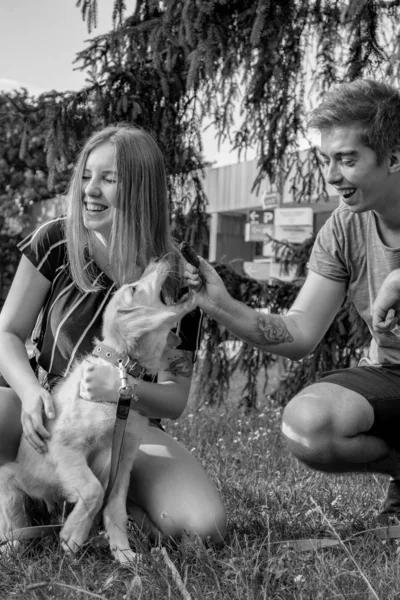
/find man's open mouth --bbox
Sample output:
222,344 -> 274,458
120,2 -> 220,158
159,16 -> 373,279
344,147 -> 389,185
338,188 -> 356,199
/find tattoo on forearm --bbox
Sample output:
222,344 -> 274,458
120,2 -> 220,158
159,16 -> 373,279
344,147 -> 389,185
257,314 -> 294,345
165,351 -> 194,378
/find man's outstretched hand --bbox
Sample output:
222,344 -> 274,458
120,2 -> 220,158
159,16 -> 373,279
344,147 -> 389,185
182,251 -> 231,313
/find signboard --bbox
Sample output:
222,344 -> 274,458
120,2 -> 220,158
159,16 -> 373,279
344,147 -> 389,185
245,207 -> 314,244
274,207 -> 313,226
261,191 -> 280,209
247,210 -> 274,223
274,207 -> 313,244
243,260 -> 272,281
245,210 -> 275,242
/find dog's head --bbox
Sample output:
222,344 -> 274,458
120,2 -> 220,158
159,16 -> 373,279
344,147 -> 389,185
102,258 -> 197,373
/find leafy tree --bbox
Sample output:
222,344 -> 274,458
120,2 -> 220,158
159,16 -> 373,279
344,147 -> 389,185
0,90 -> 74,305
5,1 -> 400,230
74,0 -> 400,194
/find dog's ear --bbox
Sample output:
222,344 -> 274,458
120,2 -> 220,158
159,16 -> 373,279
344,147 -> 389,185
116,305 -> 179,338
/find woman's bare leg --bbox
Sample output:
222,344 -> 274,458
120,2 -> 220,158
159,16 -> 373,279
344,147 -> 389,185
127,425 -> 226,544
0,388 -> 22,465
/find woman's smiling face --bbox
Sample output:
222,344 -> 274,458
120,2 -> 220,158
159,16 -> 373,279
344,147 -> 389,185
319,125 -> 393,214
81,142 -> 118,238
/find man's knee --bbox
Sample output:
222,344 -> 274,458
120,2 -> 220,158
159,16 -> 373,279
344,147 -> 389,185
282,381 -> 375,469
282,385 -> 333,436
281,384 -> 340,467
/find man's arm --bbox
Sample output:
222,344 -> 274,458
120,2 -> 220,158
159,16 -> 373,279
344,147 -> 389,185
186,258 -> 347,361
372,268 -> 400,332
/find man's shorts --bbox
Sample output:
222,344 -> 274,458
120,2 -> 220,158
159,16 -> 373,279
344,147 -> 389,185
320,365 -> 400,451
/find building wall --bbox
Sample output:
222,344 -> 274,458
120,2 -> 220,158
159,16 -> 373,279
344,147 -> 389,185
203,160 -> 264,213
203,158 -> 340,268
203,157 -> 338,213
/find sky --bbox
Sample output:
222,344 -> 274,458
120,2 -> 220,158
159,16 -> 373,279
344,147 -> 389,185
0,0 -> 245,166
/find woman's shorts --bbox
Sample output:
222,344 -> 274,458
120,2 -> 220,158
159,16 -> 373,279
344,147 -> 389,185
320,365 -> 400,451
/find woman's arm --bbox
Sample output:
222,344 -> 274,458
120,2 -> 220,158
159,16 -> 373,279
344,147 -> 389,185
0,255 -> 55,452
79,347 -> 194,420
185,258 -> 347,360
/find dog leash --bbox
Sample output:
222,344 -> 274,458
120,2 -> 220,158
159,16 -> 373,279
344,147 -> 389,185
271,524 -> 400,552
102,359 -> 139,504
90,346 -> 146,504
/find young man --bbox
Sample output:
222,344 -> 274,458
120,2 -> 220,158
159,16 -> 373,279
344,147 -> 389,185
185,79 -> 400,525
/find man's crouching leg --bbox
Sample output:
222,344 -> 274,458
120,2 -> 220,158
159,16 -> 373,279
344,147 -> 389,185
281,381 -> 400,524
281,381 -> 400,475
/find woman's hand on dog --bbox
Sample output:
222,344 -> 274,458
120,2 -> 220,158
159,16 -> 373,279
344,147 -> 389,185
20,386 -> 55,453
79,363 -> 120,403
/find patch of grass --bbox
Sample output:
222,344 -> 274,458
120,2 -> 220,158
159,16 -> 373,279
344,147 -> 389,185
1,366 -> 399,599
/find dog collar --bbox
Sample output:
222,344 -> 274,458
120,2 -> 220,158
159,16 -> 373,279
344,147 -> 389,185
92,343 -> 147,379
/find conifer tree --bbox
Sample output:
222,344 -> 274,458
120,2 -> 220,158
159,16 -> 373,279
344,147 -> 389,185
4,1 -> 400,234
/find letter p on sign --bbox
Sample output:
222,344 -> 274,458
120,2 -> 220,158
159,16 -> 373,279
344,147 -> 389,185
263,210 -> 274,224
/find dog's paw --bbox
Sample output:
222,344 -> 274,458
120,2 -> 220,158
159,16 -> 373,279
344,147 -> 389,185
112,545 -> 140,565
60,518 -> 94,555
60,529 -> 87,555
60,537 -> 81,555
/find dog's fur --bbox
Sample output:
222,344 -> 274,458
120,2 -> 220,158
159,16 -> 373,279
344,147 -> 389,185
0,259 -> 196,563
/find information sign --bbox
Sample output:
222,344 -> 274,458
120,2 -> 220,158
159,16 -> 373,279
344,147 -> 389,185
245,210 -> 275,242
273,207 -> 313,244
261,191 -> 280,209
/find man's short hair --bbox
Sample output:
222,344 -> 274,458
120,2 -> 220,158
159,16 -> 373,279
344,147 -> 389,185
308,79 -> 400,163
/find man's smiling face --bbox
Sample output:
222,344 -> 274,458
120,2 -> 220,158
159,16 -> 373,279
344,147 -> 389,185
319,125 -> 392,214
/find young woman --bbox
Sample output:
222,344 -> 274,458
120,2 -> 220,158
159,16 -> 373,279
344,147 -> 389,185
0,125 -> 226,544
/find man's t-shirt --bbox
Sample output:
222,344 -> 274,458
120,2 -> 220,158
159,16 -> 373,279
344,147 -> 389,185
308,203 -> 400,365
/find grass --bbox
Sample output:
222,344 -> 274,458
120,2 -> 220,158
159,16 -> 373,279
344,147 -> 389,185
2,364 -> 400,600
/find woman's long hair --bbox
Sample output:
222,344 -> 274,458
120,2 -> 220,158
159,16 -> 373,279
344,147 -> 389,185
66,124 -> 181,300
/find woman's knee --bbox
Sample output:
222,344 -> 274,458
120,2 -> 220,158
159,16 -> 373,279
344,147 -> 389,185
157,493 -> 227,544
128,494 -> 226,545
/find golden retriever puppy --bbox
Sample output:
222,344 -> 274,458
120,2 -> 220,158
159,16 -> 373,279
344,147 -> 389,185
0,258 -> 196,563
